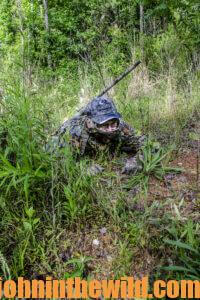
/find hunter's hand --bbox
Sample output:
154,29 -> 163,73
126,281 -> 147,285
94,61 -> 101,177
121,156 -> 142,175
86,164 -> 104,176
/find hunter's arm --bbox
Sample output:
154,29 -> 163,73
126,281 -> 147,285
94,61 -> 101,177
119,121 -> 145,153
119,121 -> 145,174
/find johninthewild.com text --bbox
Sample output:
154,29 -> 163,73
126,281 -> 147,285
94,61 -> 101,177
1,276 -> 200,298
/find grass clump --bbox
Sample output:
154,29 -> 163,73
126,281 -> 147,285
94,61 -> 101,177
125,140 -> 182,193
163,221 -> 200,280
0,79 -> 99,278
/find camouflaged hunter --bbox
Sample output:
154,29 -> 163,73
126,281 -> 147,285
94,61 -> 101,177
48,97 -> 145,174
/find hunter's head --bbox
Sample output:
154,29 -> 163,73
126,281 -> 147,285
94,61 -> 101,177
86,97 -> 120,134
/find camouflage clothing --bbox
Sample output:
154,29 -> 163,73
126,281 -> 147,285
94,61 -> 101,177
49,116 -> 143,156
47,97 -> 145,174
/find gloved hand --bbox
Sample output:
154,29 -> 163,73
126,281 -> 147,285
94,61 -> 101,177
86,164 -> 104,176
121,156 -> 142,175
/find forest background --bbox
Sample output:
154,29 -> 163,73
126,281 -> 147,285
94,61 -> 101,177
0,0 -> 200,292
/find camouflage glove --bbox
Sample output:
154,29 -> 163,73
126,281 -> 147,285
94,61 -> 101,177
86,164 -> 104,176
121,156 -> 142,175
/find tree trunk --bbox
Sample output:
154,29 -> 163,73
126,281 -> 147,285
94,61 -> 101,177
16,0 -> 25,82
139,4 -> 144,57
140,4 -> 144,34
27,0 -> 34,86
42,0 -> 51,68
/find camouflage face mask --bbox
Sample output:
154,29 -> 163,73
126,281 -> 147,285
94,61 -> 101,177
85,118 -> 120,138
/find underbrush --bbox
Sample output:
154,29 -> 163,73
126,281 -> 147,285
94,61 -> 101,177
0,86 -> 100,278
125,140 -> 182,193
156,220 -> 200,281
0,59 -> 199,283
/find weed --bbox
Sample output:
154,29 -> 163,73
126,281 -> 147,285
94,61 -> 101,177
163,240 -> 200,280
161,221 -> 200,280
112,240 -> 133,278
64,256 -> 92,279
0,251 -> 11,280
125,140 -> 182,193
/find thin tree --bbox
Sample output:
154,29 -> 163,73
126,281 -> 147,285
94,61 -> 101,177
42,0 -> 51,68
16,0 -> 25,80
139,3 -> 144,57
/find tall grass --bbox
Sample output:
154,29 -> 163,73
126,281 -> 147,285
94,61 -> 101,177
0,53 -> 199,279
0,70 -> 99,278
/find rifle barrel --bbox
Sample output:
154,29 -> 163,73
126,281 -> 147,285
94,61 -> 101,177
97,60 -> 141,98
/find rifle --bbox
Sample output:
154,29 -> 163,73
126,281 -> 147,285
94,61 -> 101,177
77,60 -> 141,115
55,61 -> 141,137
97,60 -> 141,97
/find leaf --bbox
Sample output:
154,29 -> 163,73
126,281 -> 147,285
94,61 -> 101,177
164,239 -> 198,254
0,154 -> 16,171
23,221 -> 32,232
189,132 -> 199,141
163,167 -> 182,173
65,258 -> 81,265
173,203 -> 181,219
25,207 -> 35,219
24,175 -> 30,201
33,218 -> 40,225
34,165 -> 46,177
187,274 -> 200,280
0,176 -> 9,187
162,266 -> 194,273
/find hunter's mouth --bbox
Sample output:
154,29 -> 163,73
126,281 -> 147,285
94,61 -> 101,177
97,119 -> 119,133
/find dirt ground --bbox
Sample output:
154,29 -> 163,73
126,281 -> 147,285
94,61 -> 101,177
41,147 -> 199,281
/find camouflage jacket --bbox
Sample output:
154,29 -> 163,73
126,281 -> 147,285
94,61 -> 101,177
48,114 -> 144,157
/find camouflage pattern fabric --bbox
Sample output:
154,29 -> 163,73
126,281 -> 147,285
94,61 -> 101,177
48,115 -> 144,157
46,97 -> 145,174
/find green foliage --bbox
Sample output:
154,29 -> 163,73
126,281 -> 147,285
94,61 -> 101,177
62,154 -> 97,224
163,222 -> 200,280
1,0 -> 199,74
0,77 -> 98,277
64,256 -> 92,279
125,140 -> 181,193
